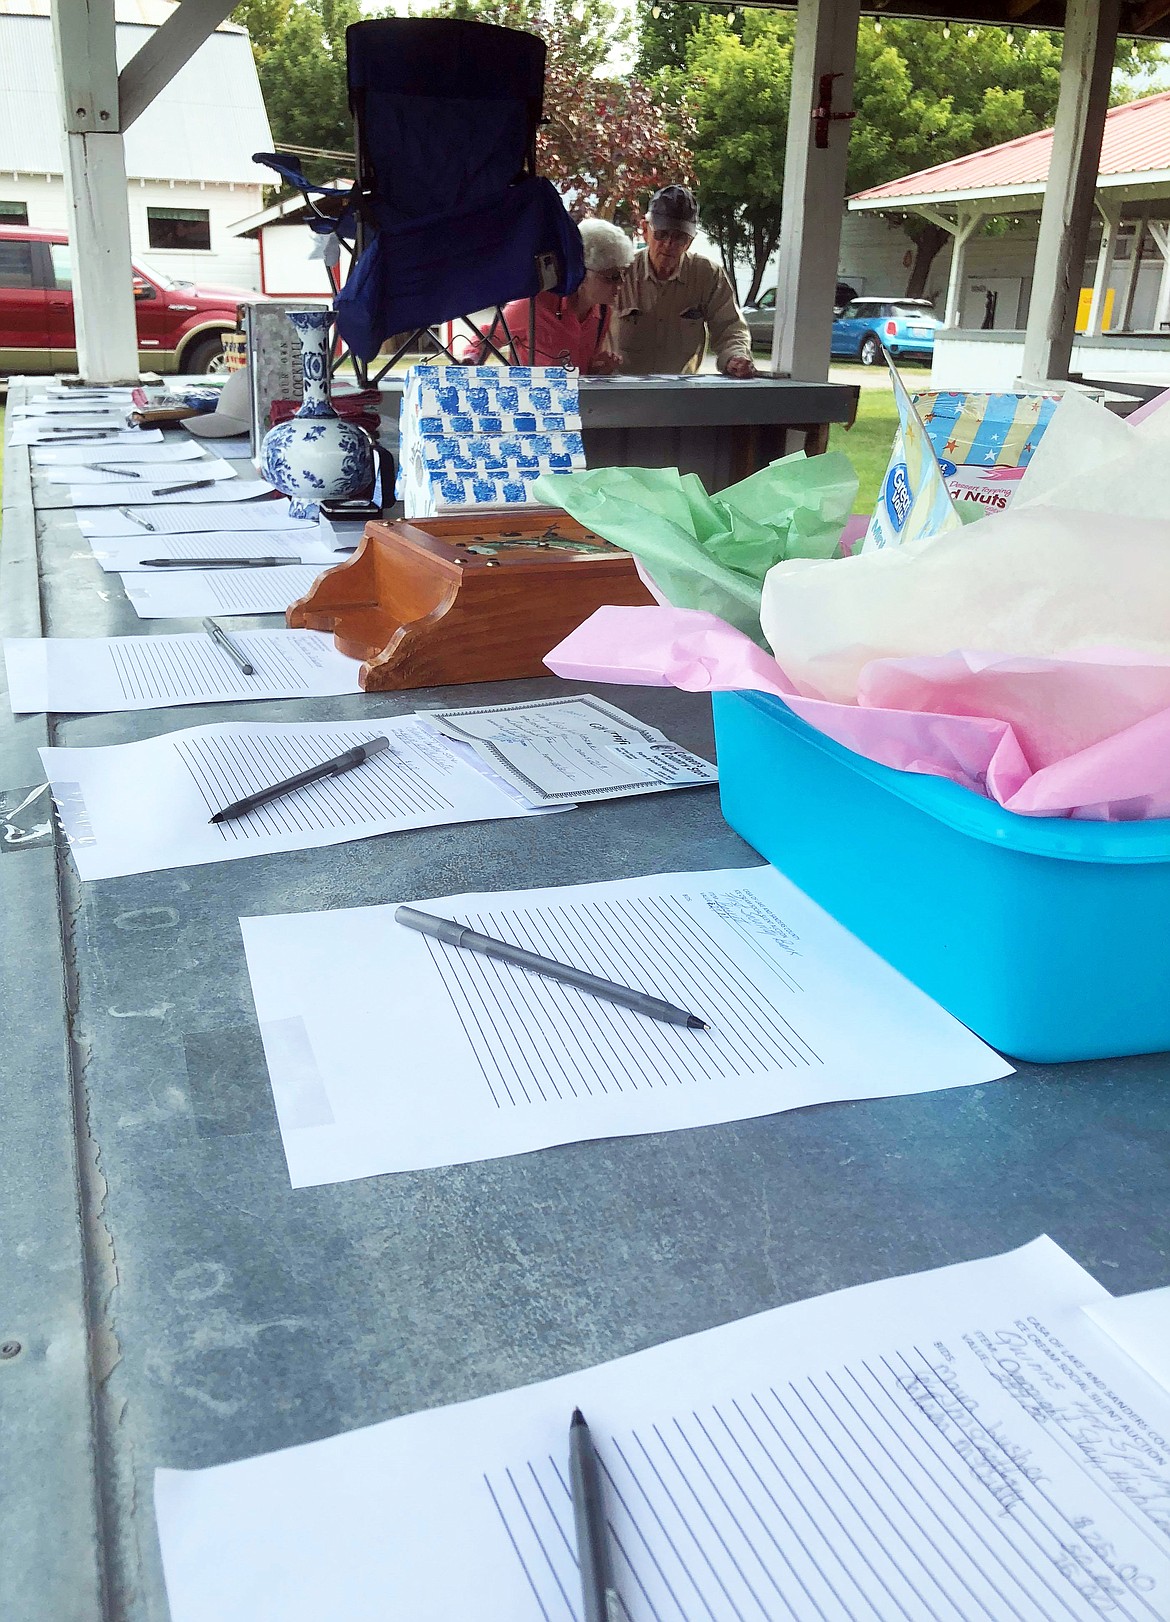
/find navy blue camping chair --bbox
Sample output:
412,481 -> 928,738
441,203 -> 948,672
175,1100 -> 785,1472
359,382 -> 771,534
254,18 -> 585,380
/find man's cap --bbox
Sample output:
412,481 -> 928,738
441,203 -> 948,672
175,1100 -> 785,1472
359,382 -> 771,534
183,364 -> 251,439
646,185 -> 699,239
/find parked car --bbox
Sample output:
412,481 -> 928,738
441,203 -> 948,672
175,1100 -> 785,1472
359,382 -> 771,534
830,297 -> 940,365
743,282 -> 861,350
0,225 -> 262,377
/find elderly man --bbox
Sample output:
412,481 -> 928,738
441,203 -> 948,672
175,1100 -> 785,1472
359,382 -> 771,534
614,185 -> 757,379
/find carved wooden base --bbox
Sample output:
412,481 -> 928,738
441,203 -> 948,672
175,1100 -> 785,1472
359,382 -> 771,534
286,510 -> 655,691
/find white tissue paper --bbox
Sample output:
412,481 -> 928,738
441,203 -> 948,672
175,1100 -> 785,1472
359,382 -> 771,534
759,388 -> 1170,703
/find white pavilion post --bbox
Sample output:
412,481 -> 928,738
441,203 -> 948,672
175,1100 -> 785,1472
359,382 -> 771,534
50,0 -> 138,383
50,0 -> 243,383
1086,198 -> 1121,336
1116,206 -> 1150,333
1020,0 -> 1121,383
1148,222 -> 1170,329
770,0 -> 862,380
922,208 -> 984,329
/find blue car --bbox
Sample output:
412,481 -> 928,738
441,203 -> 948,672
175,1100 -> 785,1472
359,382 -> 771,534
830,297 -> 940,366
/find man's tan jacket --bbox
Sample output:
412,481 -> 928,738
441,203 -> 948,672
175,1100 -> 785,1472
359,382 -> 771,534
610,249 -> 753,375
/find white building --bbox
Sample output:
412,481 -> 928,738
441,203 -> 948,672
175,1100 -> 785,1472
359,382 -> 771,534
0,0 -> 272,290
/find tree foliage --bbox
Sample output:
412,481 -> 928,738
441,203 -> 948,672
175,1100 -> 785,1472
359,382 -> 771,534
232,0 -> 364,158
657,11 -> 1167,300
682,12 -> 793,303
634,0 -> 737,77
432,0 -> 693,223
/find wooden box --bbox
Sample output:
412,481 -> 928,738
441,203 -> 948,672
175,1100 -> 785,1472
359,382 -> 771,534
286,510 -> 655,691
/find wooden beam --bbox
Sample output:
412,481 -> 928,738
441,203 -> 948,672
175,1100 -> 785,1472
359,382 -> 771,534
1133,0 -> 1170,32
1006,0 -> 1044,16
1021,0 -> 1121,383
770,0 -> 862,380
119,0 -> 239,131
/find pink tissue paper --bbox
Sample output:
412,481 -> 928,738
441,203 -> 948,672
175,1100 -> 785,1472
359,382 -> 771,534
546,605 -> 1170,821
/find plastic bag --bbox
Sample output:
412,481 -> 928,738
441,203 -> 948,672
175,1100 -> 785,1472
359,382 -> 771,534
534,451 -> 857,645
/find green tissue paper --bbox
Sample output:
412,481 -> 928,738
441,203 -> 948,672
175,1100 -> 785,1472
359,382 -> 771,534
534,451 -> 858,645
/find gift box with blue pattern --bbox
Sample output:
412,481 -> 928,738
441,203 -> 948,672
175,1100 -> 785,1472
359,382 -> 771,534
400,364 -> 584,518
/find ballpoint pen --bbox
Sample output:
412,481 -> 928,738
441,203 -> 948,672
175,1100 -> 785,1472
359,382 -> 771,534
570,1410 -> 625,1622
201,617 -> 255,677
139,557 -> 303,568
209,736 -> 391,822
394,907 -> 708,1029
85,462 -> 143,477
118,507 -> 158,532
152,479 -> 216,496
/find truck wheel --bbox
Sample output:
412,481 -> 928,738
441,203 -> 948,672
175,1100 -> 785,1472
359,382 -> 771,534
184,334 -> 229,374
859,334 -> 882,366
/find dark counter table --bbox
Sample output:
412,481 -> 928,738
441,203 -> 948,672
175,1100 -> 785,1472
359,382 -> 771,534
2,383 -> 1168,1619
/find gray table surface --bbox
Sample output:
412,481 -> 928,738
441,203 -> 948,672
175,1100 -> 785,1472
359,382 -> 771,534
2,385 -> 1169,1620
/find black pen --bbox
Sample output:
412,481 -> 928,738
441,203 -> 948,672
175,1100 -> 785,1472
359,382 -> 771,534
86,462 -> 144,477
201,617 -> 255,677
394,907 -> 708,1029
570,1410 -> 624,1622
117,506 -> 157,532
139,556 -> 302,568
152,478 -> 217,496
209,735 -> 391,822
43,428 -> 119,438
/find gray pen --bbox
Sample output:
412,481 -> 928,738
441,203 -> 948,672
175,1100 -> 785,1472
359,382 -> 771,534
86,462 -> 143,477
570,1410 -> 625,1622
394,906 -> 708,1028
152,478 -> 216,496
201,617 -> 255,677
44,428 -> 118,438
139,556 -> 302,568
117,506 -> 157,532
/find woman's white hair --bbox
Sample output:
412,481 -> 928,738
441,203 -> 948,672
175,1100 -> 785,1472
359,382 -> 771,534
578,217 -> 635,274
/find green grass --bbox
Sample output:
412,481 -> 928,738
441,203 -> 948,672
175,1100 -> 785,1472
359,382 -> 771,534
829,387 -> 899,516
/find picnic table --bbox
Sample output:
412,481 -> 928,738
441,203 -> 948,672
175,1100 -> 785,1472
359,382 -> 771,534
2,378 -> 1168,1619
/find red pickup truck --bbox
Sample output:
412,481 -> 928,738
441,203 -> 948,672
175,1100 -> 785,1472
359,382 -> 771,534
0,224 -> 262,377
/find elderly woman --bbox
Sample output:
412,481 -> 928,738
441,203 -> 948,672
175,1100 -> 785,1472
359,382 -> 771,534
468,217 -> 633,373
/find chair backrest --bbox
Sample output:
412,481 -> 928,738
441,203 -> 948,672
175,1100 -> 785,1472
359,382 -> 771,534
346,18 -> 546,225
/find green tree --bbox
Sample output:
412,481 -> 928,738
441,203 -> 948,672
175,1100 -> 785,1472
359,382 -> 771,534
672,14 -> 1166,302
232,0 -> 364,157
682,12 -> 793,303
634,0 -> 737,78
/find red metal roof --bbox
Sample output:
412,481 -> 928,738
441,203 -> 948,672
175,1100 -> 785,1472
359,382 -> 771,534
852,89 -> 1170,204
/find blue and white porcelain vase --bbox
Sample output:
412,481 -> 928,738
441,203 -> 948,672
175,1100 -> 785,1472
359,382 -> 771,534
259,309 -> 373,520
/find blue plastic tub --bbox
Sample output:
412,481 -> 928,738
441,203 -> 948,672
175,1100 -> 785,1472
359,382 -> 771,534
711,689 -> 1170,1062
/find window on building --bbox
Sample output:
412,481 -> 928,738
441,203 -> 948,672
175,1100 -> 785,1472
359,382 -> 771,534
147,207 -> 211,251
0,201 -> 28,225
0,240 -> 35,288
49,242 -> 72,290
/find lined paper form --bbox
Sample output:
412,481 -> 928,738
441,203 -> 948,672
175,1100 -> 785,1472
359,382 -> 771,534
36,440 -> 211,468
67,476 -> 274,507
93,532 -> 343,572
4,629 -> 361,714
153,1237 -> 1170,1622
75,500 -> 319,537
54,459 -> 231,487
121,564 -> 325,618
41,718 -> 543,880
240,866 -> 1011,1187
11,425 -> 162,448
431,694 -> 718,804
